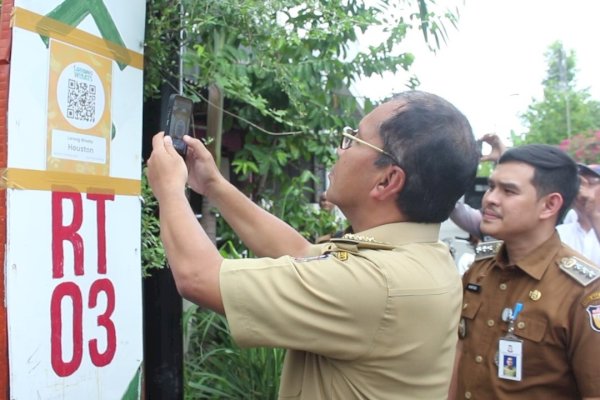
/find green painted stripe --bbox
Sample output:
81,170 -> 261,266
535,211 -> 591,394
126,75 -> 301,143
121,364 -> 143,400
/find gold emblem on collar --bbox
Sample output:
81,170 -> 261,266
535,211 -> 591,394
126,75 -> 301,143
529,290 -> 542,301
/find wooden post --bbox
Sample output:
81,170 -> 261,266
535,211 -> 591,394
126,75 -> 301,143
0,1 -> 14,398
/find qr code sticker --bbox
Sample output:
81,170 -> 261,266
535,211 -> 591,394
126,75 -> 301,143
66,78 -> 96,123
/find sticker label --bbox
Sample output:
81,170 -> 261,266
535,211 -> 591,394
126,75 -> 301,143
51,130 -> 106,163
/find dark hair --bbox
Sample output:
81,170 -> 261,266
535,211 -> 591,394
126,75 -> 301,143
498,144 -> 579,223
375,90 -> 479,222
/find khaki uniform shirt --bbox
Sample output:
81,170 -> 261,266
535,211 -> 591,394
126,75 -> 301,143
457,232 -> 600,399
220,222 -> 462,399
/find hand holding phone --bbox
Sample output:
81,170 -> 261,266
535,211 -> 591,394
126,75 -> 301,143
164,94 -> 193,157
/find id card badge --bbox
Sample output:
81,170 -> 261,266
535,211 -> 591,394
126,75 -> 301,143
498,337 -> 523,381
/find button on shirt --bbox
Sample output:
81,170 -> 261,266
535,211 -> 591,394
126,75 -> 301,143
457,233 -> 600,399
220,223 -> 463,400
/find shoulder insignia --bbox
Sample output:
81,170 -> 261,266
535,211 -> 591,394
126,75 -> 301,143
585,305 -> 600,333
330,234 -> 395,250
582,292 -> 600,307
558,256 -> 600,286
293,254 -> 329,263
474,240 -> 503,261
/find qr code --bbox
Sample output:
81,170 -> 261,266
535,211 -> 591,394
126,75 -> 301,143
66,78 -> 96,123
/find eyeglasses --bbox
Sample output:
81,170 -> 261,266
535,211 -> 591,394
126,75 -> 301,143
340,126 -> 400,165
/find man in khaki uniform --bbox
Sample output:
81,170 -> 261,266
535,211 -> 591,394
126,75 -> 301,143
147,91 -> 479,399
451,145 -> 600,400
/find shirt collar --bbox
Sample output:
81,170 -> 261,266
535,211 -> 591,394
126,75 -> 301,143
354,222 -> 441,247
494,232 -> 562,280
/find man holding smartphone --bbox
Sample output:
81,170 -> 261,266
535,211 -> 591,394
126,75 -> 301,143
147,90 -> 479,399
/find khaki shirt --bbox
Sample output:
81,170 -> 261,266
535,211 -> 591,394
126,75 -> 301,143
220,222 -> 462,399
457,232 -> 600,399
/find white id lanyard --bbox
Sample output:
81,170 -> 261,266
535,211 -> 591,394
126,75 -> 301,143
498,302 -> 523,381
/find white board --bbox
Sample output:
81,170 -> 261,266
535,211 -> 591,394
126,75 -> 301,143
6,1 -> 146,398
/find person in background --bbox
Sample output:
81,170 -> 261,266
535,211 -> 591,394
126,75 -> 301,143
557,164 -> 600,265
147,90 -> 479,399
318,191 -> 335,212
315,191 -> 346,243
450,144 -> 600,399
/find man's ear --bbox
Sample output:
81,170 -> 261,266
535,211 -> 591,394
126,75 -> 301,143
371,165 -> 405,200
539,192 -> 563,221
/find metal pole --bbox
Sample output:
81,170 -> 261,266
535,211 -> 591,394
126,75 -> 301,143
559,48 -> 572,138
179,1 -> 184,95
142,3 -> 185,397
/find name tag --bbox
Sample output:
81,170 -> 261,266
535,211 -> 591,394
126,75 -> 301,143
498,338 -> 523,381
466,283 -> 481,293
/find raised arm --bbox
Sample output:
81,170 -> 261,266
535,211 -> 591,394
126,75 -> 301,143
449,198 -> 483,239
182,134 -> 312,258
147,133 -> 224,312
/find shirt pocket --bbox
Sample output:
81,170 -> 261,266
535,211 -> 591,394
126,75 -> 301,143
461,292 -> 483,320
459,293 -> 482,339
512,313 -> 547,343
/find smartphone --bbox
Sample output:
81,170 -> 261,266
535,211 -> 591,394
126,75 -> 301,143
164,94 -> 193,157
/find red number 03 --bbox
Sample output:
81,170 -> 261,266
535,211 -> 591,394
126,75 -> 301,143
50,278 -> 117,377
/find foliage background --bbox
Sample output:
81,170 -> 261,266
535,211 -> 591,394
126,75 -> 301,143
515,41 -> 600,164
143,0 -> 463,398
143,0 -> 462,254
